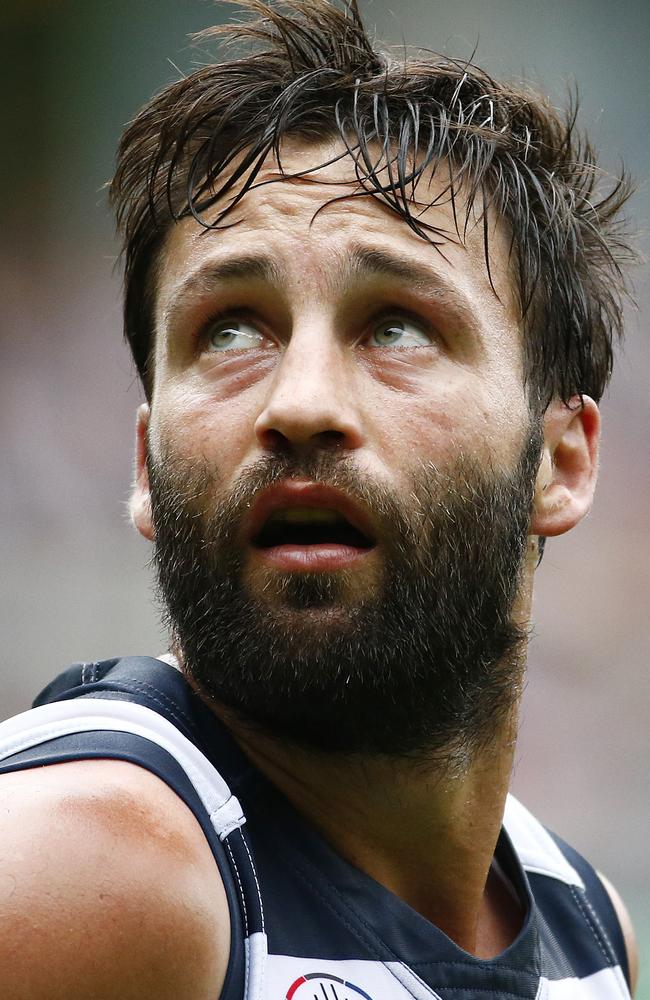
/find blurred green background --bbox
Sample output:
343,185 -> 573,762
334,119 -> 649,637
1,0 -> 648,993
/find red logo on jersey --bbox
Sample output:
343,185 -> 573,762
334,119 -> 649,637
286,971 -> 374,1000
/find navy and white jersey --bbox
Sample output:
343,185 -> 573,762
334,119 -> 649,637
0,656 -> 632,1000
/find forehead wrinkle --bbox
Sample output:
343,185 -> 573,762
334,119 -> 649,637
157,197 -> 511,342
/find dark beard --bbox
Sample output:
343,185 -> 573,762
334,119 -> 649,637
148,430 -> 542,762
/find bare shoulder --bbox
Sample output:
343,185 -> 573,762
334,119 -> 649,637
598,871 -> 639,997
0,759 -> 230,1000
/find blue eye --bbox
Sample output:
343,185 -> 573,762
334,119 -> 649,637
370,318 -> 432,348
206,319 -> 263,352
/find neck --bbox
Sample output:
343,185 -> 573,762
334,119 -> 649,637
219,702 -> 523,957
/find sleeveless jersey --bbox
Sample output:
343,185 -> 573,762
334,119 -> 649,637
0,656 -> 632,1000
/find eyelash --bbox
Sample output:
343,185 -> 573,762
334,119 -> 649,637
196,307 -> 261,342
364,308 -> 437,345
196,306 -> 438,349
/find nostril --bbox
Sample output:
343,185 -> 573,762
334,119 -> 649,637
258,427 -> 290,452
257,427 -> 348,453
313,430 -> 347,448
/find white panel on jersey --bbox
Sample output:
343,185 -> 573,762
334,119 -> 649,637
540,966 -> 630,999
0,699 -> 244,839
265,954 -> 443,1000
504,794 -> 584,888
267,956 -> 630,1000
244,932 -> 268,1000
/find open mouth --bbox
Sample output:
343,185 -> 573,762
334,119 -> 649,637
253,508 -> 374,550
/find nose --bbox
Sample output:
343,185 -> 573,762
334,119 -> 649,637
254,330 -> 365,454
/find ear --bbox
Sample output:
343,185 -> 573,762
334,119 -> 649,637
531,395 -> 600,538
130,403 -> 155,541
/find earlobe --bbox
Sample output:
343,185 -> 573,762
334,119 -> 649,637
130,404 -> 155,541
531,396 -> 600,538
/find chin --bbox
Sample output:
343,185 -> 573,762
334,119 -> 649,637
245,563 -> 382,614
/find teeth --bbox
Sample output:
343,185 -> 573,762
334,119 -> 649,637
267,507 -> 347,525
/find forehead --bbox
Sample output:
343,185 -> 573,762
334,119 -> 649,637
156,138 -> 518,320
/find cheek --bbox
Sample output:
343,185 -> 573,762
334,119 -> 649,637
151,380 -> 264,473
193,351 -> 278,399
358,347 -> 442,395
366,373 -> 528,477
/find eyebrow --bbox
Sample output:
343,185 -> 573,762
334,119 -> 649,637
162,254 -> 283,328
162,243 -> 477,330
348,245 -> 445,287
345,244 -> 476,319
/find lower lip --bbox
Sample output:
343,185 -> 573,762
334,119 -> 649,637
253,544 -> 374,571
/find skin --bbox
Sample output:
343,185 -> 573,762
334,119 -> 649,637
0,140 -> 636,996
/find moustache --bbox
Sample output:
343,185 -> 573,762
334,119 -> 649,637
149,447 -> 428,558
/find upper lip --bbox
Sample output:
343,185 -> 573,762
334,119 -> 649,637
246,480 -> 377,545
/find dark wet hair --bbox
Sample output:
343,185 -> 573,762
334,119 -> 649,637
110,0 -> 635,407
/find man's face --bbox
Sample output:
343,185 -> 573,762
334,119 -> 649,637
137,140 -> 542,759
